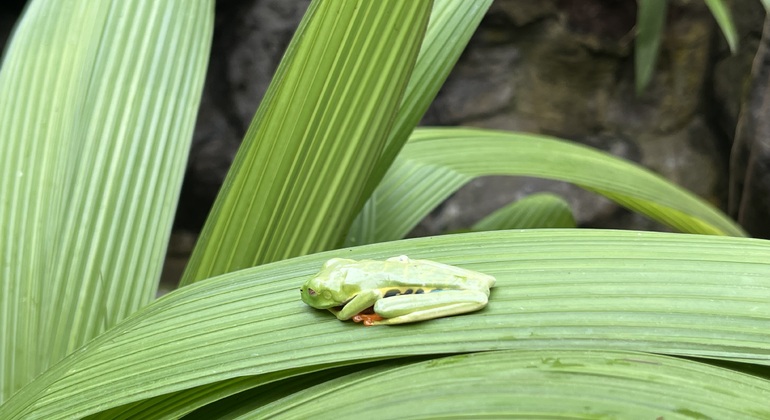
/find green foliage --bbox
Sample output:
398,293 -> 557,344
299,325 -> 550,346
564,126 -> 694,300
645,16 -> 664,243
0,0 -> 213,402
4,231 -> 770,418
472,193 -> 576,230
635,0 -> 739,93
636,0 -> 667,94
251,350 -> 770,419
346,128 -> 744,246
1,0 -> 767,418
180,1 -> 433,284
704,0 -> 739,53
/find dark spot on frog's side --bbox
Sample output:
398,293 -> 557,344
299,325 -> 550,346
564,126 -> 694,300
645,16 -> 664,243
383,288 -> 443,298
384,289 -> 400,298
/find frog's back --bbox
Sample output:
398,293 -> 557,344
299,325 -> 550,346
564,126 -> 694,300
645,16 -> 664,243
347,256 -> 495,291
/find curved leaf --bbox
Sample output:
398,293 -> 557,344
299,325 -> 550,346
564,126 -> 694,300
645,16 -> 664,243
347,128 -> 744,245
250,350 -> 770,419
472,193 -> 576,230
3,229 -> 769,419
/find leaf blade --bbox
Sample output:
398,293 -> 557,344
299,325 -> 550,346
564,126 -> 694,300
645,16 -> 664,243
251,350 -> 770,419
0,0 -> 213,401
180,0 -> 434,285
472,193 -> 576,230
704,0 -> 739,53
3,230 -> 770,419
362,0 -> 493,197
349,128 -> 744,245
635,0 -> 667,94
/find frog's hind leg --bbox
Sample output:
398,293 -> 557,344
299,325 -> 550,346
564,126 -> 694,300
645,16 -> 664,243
370,290 -> 489,325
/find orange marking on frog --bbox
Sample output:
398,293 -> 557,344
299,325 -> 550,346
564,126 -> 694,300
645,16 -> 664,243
353,313 -> 384,326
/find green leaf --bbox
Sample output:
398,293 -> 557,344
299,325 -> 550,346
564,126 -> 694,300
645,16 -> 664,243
635,0 -> 667,94
350,0 -> 492,246
180,0 -> 434,285
361,0 -> 493,200
164,365 -> 374,420
473,193 -> 576,230
3,229 -> 769,419
636,0 -> 738,91
250,350 -> 770,419
346,128 -> 744,245
704,0 -> 739,53
0,0 -> 212,402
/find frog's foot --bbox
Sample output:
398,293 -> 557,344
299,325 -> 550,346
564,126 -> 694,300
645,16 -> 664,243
352,310 -> 384,326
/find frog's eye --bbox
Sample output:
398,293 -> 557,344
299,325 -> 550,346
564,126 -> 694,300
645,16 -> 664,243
307,288 -> 317,296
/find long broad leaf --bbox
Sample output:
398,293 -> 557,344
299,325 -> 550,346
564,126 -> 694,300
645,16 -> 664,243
346,128 -> 744,245
0,0 -> 212,402
180,0 -> 433,285
250,350 -> 770,419
3,230 -> 769,419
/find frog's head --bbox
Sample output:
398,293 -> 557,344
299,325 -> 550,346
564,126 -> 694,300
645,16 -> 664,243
301,258 -> 355,309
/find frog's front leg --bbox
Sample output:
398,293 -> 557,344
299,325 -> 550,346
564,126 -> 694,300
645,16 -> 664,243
366,290 -> 490,326
328,289 -> 382,321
